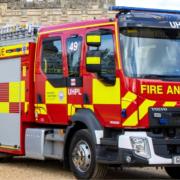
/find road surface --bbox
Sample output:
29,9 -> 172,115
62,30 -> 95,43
0,157 -> 171,179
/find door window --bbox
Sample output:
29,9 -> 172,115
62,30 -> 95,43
66,36 -> 82,77
88,32 -> 116,84
42,37 -> 63,77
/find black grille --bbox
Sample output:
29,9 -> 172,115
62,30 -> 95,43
149,107 -> 180,128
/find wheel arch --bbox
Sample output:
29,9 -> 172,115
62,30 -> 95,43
63,108 -> 103,168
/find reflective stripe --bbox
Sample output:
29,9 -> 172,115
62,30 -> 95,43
122,111 -> 138,126
139,99 -> 156,120
122,91 -> 137,109
163,101 -> 177,107
83,104 -> 94,112
0,43 -> 29,59
86,57 -> 100,65
40,22 -> 116,35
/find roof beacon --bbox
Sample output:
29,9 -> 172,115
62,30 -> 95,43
110,0 -> 180,13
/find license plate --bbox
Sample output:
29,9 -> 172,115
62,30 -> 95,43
173,156 -> 180,164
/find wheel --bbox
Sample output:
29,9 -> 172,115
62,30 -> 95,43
69,129 -> 107,179
165,167 -> 180,179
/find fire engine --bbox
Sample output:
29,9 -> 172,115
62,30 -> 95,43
1,0 -> 180,179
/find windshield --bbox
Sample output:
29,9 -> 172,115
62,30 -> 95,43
120,28 -> 180,78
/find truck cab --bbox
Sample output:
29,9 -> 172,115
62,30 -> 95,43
32,8 -> 180,178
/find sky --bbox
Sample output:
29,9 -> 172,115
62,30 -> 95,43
115,0 -> 180,10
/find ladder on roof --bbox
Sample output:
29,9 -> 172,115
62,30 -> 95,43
0,24 -> 39,42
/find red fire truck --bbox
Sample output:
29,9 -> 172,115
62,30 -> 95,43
1,3 -> 180,179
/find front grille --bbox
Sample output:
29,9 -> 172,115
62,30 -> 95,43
149,107 -> 180,128
148,129 -> 180,158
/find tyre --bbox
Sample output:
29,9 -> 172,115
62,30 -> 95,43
165,167 -> 180,179
69,129 -> 107,179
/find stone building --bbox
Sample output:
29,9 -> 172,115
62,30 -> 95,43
0,0 -> 115,26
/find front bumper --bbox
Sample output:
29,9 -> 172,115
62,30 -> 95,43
96,131 -> 178,166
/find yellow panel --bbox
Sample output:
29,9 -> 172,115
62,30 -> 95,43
0,43 -> 29,58
21,81 -> 25,102
86,57 -> 100,65
123,111 -> 138,126
122,91 -> 137,109
9,82 -> 20,103
0,102 -> 9,113
93,78 -> 120,104
163,101 -> 177,107
87,35 -> 100,43
35,104 -> 47,115
45,81 -> 67,104
139,99 -> 156,120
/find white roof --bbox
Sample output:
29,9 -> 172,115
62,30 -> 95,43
115,0 -> 180,11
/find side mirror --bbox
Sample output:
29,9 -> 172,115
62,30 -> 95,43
86,34 -> 101,47
86,50 -> 101,73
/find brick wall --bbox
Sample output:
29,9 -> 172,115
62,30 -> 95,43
0,0 -> 115,26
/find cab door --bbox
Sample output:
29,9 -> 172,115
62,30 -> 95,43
35,34 -> 68,124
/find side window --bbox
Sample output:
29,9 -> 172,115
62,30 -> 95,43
67,36 -> 82,77
42,37 -> 63,77
89,32 -> 116,83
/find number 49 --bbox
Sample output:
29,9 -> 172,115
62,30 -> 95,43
69,42 -> 78,52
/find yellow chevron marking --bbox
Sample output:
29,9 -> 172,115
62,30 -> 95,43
163,101 -> 177,107
122,91 -> 137,109
139,99 -> 156,120
122,111 -> 138,126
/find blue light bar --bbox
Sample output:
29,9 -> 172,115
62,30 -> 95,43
109,6 -> 180,14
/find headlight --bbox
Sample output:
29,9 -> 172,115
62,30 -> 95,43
130,137 -> 151,159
